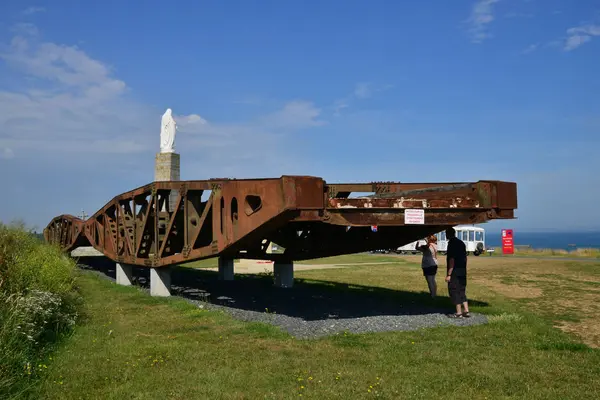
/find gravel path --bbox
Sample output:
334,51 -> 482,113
185,297 -> 487,339
79,257 -> 488,339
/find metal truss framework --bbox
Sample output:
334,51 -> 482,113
44,176 -> 518,267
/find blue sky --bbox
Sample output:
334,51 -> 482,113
0,0 -> 598,233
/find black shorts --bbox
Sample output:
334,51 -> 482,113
448,275 -> 467,304
422,266 -> 438,276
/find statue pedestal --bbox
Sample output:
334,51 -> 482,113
155,152 -> 180,181
155,152 -> 180,211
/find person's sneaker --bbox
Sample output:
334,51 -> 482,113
448,313 -> 463,319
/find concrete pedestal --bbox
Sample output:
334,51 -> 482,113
218,257 -> 234,281
116,263 -> 133,286
154,152 -> 180,211
154,152 -> 180,181
150,268 -> 171,297
274,261 -> 294,288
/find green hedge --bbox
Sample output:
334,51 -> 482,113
0,222 -> 80,399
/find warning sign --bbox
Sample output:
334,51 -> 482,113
502,229 -> 514,254
404,209 -> 425,225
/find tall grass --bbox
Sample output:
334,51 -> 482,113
0,222 -> 80,399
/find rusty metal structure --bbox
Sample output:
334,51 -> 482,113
44,176 -> 517,267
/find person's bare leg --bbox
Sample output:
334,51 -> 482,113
462,301 -> 469,313
455,304 -> 462,315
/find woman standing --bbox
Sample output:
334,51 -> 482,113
416,235 -> 438,297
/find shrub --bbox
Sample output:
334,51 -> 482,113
0,222 -> 80,399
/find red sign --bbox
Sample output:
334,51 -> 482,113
502,229 -> 514,254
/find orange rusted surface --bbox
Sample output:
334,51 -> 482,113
44,176 -> 517,266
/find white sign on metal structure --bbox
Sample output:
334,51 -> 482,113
404,209 -> 425,225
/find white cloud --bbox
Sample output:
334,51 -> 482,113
563,25 -> 600,51
0,24 -> 326,165
10,23 -> 39,36
260,100 -> 325,130
331,82 -> 392,117
0,147 -> 14,159
174,100 -> 324,149
354,83 -> 373,99
0,29 -> 147,156
522,43 -> 539,54
467,0 -> 500,43
175,113 -> 208,128
333,100 -> 349,117
22,6 -> 45,15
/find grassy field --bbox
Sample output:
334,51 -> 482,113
511,247 -> 600,258
27,254 -> 600,399
169,246 -> 600,271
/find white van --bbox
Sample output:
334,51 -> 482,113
396,225 -> 486,256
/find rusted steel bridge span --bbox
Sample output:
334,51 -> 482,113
44,176 -> 517,267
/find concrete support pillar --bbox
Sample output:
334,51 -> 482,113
218,257 -> 234,281
150,267 -> 171,297
274,261 -> 294,288
116,263 -> 134,286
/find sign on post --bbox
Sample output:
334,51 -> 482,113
405,209 -> 425,225
502,229 -> 514,254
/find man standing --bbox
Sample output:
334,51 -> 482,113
445,228 -> 470,318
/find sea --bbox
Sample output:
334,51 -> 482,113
485,231 -> 600,250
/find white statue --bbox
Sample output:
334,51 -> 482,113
160,108 -> 177,153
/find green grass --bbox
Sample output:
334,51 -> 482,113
32,259 -> 600,399
296,253 -> 403,265
0,223 -> 80,399
491,247 -> 600,259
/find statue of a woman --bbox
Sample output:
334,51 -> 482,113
160,108 -> 177,153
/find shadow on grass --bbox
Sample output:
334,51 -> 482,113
77,256 -> 489,321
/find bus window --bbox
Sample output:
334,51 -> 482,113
475,231 -> 483,241
462,231 -> 468,241
441,231 -> 446,241
469,231 -> 475,241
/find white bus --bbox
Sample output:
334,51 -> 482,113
396,225 -> 486,256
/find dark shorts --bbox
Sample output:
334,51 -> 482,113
448,275 -> 467,304
422,266 -> 438,276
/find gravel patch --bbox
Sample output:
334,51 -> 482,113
185,298 -> 487,339
78,257 -> 488,339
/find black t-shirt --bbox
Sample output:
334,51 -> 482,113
447,237 -> 467,277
